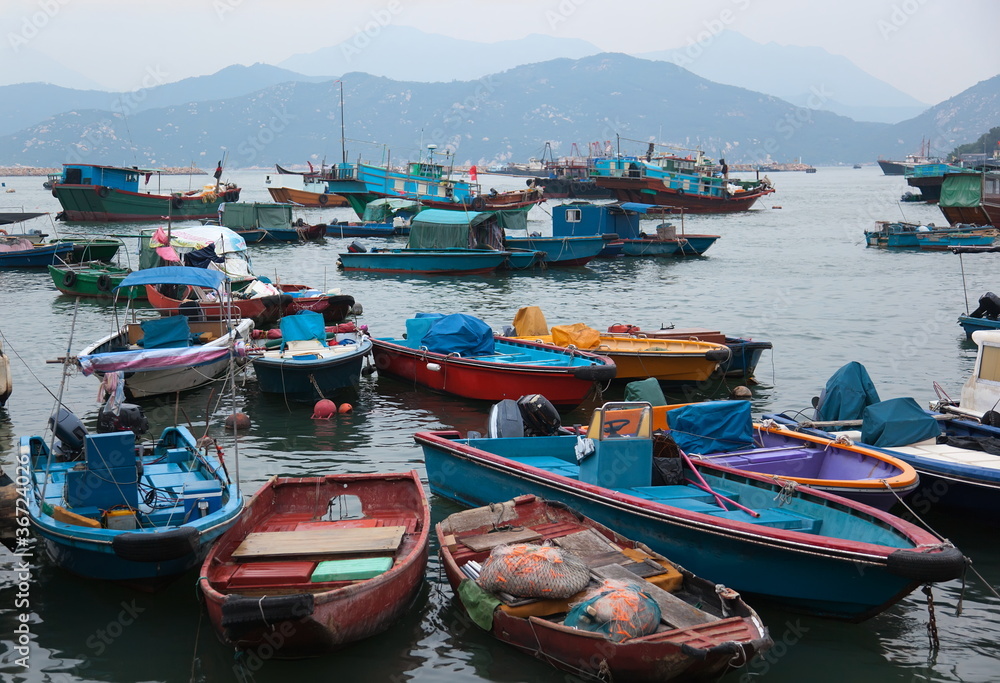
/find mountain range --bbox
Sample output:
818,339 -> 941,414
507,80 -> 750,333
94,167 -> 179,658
0,53 -> 995,168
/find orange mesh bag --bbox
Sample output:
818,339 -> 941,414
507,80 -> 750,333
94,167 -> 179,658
477,543 -> 590,599
563,579 -> 661,642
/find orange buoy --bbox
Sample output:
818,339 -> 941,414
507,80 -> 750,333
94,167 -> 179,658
338,403 -> 353,414
312,399 -> 337,419
224,412 -> 251,432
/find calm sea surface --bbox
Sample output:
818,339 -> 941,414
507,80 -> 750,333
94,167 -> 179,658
1,167 -> 998,682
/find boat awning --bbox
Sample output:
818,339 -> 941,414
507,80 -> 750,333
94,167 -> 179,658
0,212 -> 48,225
116,266 -> 227,290
79,342 -> 245,375
412,209 -> 490,227
618,203 -> 680,215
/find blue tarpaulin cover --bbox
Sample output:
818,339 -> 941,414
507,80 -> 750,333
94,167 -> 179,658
666,400 -> 754,454
420,313 -> 495,357
861,397 -> 942,448
279,311 -> 327,347
816,362 -> 882,422
139,315 -> 192,349
116,266 -> 226,290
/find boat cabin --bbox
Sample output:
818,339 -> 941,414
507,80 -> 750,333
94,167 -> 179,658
60,163 -> 151,191
960,330 -> 1000,418
552,202 -> 676,239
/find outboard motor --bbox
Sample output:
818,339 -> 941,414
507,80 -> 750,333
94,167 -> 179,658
971,292 -> 1000,320
487,399 -> 525,439
48,407 -> 87,460
517,394 -> 562,436
97,403 -> 150,436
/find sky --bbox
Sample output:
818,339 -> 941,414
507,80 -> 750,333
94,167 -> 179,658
1,0 -> 997,104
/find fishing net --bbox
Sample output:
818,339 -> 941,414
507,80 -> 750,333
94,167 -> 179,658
564,580 -> 661,642
477,543 -> 590,599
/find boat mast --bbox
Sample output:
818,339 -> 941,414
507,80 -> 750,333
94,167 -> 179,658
339,81 -> 347,165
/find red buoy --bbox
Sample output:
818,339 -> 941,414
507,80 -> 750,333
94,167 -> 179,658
312,399 -> 337,419
266,328 -> 282,339
225,412 -> 251,432
338,403 -> 353,414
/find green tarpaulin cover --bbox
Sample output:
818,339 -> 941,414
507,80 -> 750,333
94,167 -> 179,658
624,378 -> 667,406
221,203 -> 292,230
940,174 -> 982,208
457,578 -> 501,631
407,209 -> 504,250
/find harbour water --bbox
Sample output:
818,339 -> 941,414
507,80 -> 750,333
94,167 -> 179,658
1,167 -> 998,682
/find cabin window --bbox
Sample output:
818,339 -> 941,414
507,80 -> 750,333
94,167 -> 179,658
65,168 -> 82,184
325,494 -> 365,521
566,208 -> 582,222
978,345 -> 1000,383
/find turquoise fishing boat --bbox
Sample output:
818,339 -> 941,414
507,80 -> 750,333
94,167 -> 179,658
416,401 -> 966,621
337,209 -> 512,275
501,235 -> 609,266
21,407 -> 242,588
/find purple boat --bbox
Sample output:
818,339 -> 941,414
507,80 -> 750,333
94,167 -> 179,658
653,402 -> 920,511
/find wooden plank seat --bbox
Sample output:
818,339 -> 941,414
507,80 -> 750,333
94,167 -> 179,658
232,525 -> 406,560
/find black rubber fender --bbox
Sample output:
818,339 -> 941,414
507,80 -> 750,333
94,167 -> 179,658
572,363 -> 616,382
96,273 -> 113,292
705,348 -> 730,362
885,546 -> 966,583
221,593 -> 315,629
96,185 -> 110,198
111,526 -> 199,562
62,270 -> 77,287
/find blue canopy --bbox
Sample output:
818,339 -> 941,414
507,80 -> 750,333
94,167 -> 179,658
861,397 -> 942,448
666,400 -> 754,454
116,266 -> 227,291
816,362 -> 881,422
619,202 -> 668,215
411,209 -> 489,227
279,311 -> 327,347
420,313 -> 495,357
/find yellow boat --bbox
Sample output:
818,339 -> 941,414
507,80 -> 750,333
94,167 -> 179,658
508,307 -> 730,383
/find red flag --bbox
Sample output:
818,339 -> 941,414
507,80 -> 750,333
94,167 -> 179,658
469,165 -> 478,182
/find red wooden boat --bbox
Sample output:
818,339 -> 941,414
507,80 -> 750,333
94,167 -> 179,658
438,495 -> 771,682
198,472 -> 429,658
145,282 -> 355,327
371,318 -> 615,408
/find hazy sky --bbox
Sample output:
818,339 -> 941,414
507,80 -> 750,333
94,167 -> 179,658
2,0 -> 997,103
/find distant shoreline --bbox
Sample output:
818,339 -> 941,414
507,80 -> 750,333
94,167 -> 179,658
0,166 -> 207,176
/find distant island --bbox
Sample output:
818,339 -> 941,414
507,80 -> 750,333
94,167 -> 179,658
0,166 -> 207,176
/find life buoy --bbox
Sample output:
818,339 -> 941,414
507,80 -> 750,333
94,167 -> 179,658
317,193 -> 329,205
471,196 -> 486,211
96,273 -> 112,292
172,196 -> 184,210
96,185 -> 110,198
63,270 -> 77,287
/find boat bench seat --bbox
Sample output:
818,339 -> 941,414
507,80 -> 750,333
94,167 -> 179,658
512,456 -> 577,470
142,462 -> 185,476
708,507 -> 821,532
143,472 -> 206,492
142,504 -> 188,526
630,485 -> 721,503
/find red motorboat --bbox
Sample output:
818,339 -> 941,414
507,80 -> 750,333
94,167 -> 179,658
144,282 -> 355,327
198,472 -> 429,658
371,314 -> 615,408
438,495 -> 772,682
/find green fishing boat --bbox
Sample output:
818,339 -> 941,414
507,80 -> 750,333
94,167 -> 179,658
52,163 -> 240,222
52,237 -> 124,263
47,262 -> 145,299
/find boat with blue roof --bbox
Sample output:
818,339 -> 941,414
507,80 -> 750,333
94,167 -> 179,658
52,163 -> 241,222
590,148 -> 774,213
